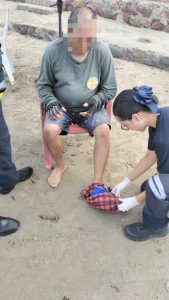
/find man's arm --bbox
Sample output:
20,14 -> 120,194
92,43 -> 117,106
36,50 -> 58,109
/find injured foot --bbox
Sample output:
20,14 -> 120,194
48,166 -> 67,188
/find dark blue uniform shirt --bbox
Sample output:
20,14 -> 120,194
148,107 -> 169,174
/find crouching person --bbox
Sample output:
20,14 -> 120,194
112,86 -> 169,241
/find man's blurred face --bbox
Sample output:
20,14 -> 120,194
68,17 -> 97,55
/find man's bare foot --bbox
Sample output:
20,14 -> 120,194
48,165 -> 67,188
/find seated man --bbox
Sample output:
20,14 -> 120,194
0,48 -> 33,235
37,6 -> 117,188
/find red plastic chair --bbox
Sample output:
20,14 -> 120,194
40,101 -> 113,169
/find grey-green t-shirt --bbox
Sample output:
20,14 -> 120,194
37,37 -> 117,112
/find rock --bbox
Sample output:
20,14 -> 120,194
109,1 -> 122,11
143,53 -> 160,68
136,4 -> 144,14
110,45 -> 124,59
160,56 -> 169,66
164,25 -> 169,32
29,26 -> 37,37
12,23 -> 58,41
17,3 -> 57,15
122,6 -> 138,16
143,18 -> 151,28
103,8 -> 113,19
123,12 -> 130,24
112,13 -> 118,20
94,6 -> 104,17
152,8 -> 164,18
17,4 -> 27,11
129,15 -> 143,27
133,48 -> 146,59
64,0 -> 169,33
13,24 -> 29,35
151,20 -> 164,31
142,8 -> 152,18
160,18 -> 168,27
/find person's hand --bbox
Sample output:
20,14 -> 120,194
118,196 -> 139,212
46,101 -> 65,120
80,98 -> 98,116
111,177 -> 131,196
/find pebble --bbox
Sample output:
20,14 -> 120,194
165,281 -> 169,292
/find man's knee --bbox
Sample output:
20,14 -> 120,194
94,124 -> 110,139
44,124 -> 61,142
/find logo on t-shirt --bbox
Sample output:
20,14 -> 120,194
87,77 -> 99,90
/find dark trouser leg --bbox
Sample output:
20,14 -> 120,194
0,102 -> 19,188
143,174 -> 169,229
124,175 -> 169,241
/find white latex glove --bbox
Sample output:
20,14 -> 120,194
111,177 -> 131,196
118,196 -> 139,212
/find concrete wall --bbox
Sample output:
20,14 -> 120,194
65,0 -> 169,32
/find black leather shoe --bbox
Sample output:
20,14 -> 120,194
124,222 -> 169,241
140,180 -> 148,192
0,217 -> 20,236
0,185 -> 15,195
17,167 -> 33,183
0,167 -> 33,195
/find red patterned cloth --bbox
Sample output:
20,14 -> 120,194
81,183 -> 122,213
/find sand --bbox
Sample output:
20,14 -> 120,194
0,1 -> 169,299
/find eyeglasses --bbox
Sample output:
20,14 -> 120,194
121,124 -> 129,131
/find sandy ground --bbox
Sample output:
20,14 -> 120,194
1,2 -> 169,300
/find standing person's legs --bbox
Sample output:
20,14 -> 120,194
0,102 -> 20,189
124,174 -> 169,241
0,102 -> 32,235
0,102 -> 33,194
93,124 -> 110,183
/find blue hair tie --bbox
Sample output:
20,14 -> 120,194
133,86 -> 159,114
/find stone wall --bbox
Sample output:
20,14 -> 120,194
65,0 -> 169,32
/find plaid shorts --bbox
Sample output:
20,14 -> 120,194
45,108 -> 111,136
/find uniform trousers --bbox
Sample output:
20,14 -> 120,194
0,101 -> 19,189
143,174 -> 169,228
